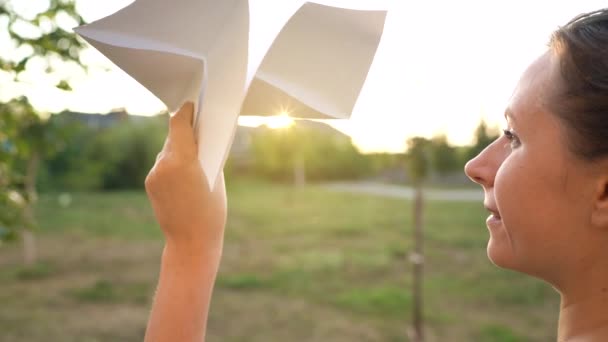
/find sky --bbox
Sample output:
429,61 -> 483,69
1,0 -> 607,153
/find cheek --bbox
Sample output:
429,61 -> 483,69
494,151 -> 573,258
494,155 -> 531,237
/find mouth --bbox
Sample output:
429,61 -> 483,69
486,209 -> 501,220
484,203 -> 502,228
485,200 -> 502,216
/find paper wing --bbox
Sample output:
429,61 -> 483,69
243,2 -> 387,119
74,0 -> 387,190
74,0 -> 246,112
72,28 -> 205,111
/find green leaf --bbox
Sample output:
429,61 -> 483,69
0,60 -> 15,72
55,80 -> 72,91
14,58 -> 28,73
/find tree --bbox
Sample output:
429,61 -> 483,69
407,137 -> 431,184
466,120 -> 499,160
250,122 -> 371,182
0,105 -> 24,243
0,98 -> 70,263
405,136 -> 431,342
0,0 -> 86,78
430,135 -> 460,176
0,0 -> 86,263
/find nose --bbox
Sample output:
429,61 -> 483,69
464,139 -> 503,188
465,155 -> 488,186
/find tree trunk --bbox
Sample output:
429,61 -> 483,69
22,152 -> 40,265
22,227 -> 37,265
411,184 -> 425,342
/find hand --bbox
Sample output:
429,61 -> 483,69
145,102 -> 227,252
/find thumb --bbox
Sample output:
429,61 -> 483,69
167,102 -> 196,155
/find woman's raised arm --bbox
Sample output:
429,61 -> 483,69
143,102 -> 227,342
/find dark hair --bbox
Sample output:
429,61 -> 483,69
548,8 -> 608,160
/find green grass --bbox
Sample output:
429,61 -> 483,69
334,286 -> 411,316
0,179 -> 559,341
69,279 -> 118,302
67,279 -> 151,304
477,324 -> 527,342
217,274 -> 268,290
34,191 -> 161,239
0,261 -> 54,281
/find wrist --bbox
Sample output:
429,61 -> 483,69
163,237 -> 224,267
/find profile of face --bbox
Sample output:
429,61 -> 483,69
464,50 -> 608,287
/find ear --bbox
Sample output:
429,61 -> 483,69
591,176 -> 608,228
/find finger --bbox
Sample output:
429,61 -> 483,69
169,101 -> 194,132
167,102 -> 196,155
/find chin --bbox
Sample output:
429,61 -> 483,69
487,239 -> 546,280
486,237 -> 518,270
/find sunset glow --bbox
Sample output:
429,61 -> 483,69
263,112 -> 295,129
2,0 -> 607,152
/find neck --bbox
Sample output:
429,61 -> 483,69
557,275 -> 608,341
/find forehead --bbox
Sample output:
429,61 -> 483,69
509,51 -> 562,118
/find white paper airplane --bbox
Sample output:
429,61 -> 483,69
75,0 -> 387,189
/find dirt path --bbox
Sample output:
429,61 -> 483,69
323,182 -> 483,202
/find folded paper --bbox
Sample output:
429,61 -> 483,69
75,0 -> 387,189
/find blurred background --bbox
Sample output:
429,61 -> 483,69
2,1 -> 605,341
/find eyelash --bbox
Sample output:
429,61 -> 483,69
502,128 -> 520,148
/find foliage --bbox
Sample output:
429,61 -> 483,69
404,121 -> 498,184
3,97 -> 69,161
92,117 -> 167,190
0,0 -> 86,79
41,114 -> 168,191
406,136 -> 432,185
466,120 -> 500,160
249,123 -> 372,181
37,116 -> 102,191
0,97 -> 69,238
430,135 -> 462,176
0,0 -> 86,242
0,191 -> 22,241
36,117 -> 498,193
0,101 -> 22,238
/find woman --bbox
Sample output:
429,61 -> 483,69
464,8 -> 608,341
142,9 -> 608,342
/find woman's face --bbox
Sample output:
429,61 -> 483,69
465,51 -> 601,284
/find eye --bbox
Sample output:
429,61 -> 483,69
502,128 -> 521,148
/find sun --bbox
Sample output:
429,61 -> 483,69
264,111 -> 295,129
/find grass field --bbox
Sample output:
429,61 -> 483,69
0,179 -> 559,341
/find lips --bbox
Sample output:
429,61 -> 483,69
488,210 -> 501,220
484,203 -> 501,219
